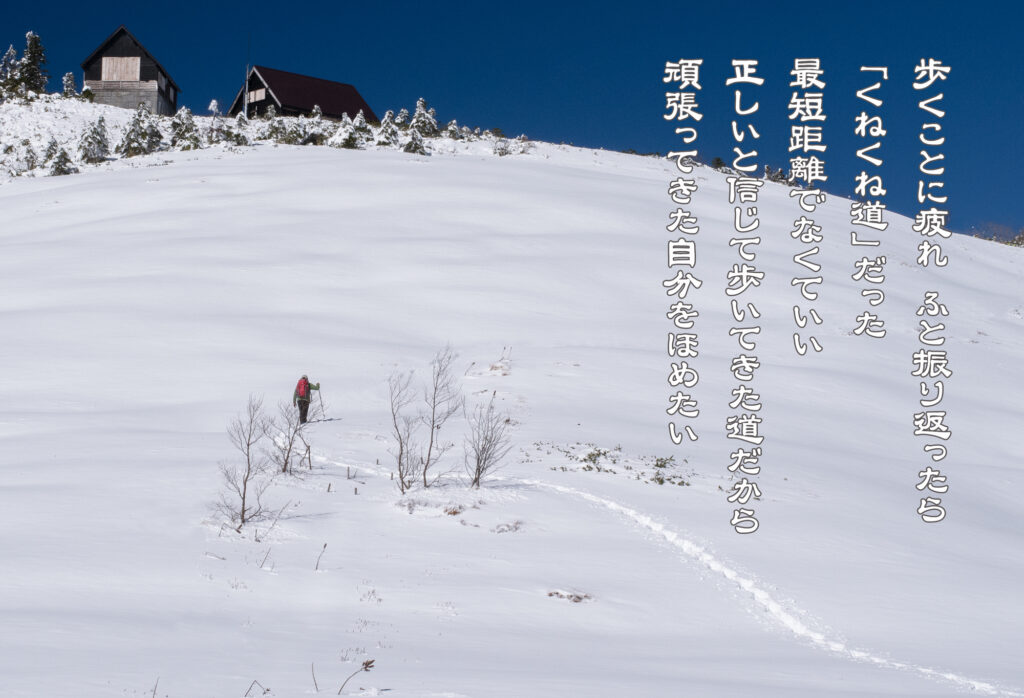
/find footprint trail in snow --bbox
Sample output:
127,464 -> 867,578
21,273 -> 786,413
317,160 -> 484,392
520,478 -> 1024,698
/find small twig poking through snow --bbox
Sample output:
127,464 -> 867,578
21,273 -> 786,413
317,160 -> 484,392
254,499 -> 291,543
311,663 -> 319,693
151,677 -> 159,698
259,548 -> 271,569
316,543 -> 327,571
244,679 -> 270,696
338,659 -> 375,695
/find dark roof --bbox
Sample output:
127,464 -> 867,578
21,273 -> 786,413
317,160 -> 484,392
81,25 -> 181,92
240,65 -> 377,121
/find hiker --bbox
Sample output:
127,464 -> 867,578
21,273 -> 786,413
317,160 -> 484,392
293,374 -> 320,424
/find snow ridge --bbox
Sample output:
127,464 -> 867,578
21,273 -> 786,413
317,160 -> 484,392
519,478 -> 1022,697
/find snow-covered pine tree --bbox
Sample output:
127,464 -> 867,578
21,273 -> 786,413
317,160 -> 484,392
24,140 -> 39,170
0,45 -> 19,98
61,72 -> 76,97
492,138 -> 511,157
302,104 -> 329,145
351,110 -> 373,146
78,115 -> 110,163
206,99 -> 224,143
43,137 -> 60,162
403,128 -> 427,155
48,148 -> 77,176
394,107 -> 409,128
20,31 -> 47,95
117,104 -> 163,157
326,119 -> 358,149
443,119 -> 461,140
170,107 -> 201,150
279,116 -> 305,145
375,110 -> 400,147
409,98 -> 438,138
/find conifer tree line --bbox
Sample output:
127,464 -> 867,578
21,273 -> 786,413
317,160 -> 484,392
1,30 -> 538,176
0,31 -> 50,98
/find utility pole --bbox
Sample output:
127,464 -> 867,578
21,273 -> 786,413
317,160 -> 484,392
242,33 -> 251,117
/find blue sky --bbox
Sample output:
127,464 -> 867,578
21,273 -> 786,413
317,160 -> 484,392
4,1 -> 1018,234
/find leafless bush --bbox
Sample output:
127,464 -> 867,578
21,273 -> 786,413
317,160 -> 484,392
388,370 -> 421,494
464,395 -> 513,487
217,395 -> 275,530
420,345 -> 464,487
269,400 -> 306,475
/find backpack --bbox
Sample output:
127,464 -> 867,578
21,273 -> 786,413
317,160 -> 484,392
296,377 -> 309,399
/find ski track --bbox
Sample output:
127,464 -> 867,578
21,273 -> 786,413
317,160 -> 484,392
516,478 -> 1023,697
323,455 -> 1023,697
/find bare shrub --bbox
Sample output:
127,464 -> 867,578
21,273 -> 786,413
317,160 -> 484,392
388,370 -> 421,494
464,395 -> 513,487
421,345 -> 464,488
217,395 -> 275,530
268,400 -> 306,475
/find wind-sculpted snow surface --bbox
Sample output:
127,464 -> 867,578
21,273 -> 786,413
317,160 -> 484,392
1,99 -> 1024,696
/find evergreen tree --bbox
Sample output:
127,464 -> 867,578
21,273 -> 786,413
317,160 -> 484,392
409,97 -> 438,138
443,119 -> 461,140
302,105 -> 328,145
170,107 -> 201,150
0,45 -> 19,97
327,120 -> 359,149
49,148 -> 77,176
394,108 -> 409,127
261,112 -> 286,141
375,110 -> 400,147
44,137 -> 60,162
351,109 -> 373,146
403,129 -> 427,155
234,112 -> 251,142
116,104 -> 163,157
61,72 -> 76,97
22,140 -> 39,170
78,116 -> 110,163
207,100 -> 224,143
20,31 -> 48,95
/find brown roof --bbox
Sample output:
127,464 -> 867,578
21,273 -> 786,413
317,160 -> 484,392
243,65 -> 376,121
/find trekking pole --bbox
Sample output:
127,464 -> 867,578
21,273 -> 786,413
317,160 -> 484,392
318,389 -> 325,421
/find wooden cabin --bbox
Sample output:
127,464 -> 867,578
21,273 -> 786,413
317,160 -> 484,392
81,26 -> 180,115
228,66 -> 377,122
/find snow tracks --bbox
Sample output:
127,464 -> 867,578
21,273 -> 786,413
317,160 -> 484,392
520,478 -> 1022,697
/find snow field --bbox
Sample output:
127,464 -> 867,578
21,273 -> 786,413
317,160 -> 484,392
1,103 -> 1024,695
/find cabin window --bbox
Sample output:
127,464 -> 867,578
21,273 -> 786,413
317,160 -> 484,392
101,56 -> 140,81
248,88 -> 266,102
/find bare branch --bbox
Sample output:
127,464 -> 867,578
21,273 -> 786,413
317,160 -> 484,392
388,371 -> 421,494
464,395 -> 514,487
217,395 -> 275,530
421,345 -> 464,487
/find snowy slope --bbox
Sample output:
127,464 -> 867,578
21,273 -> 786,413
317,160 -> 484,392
2,101 -> 1024,697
